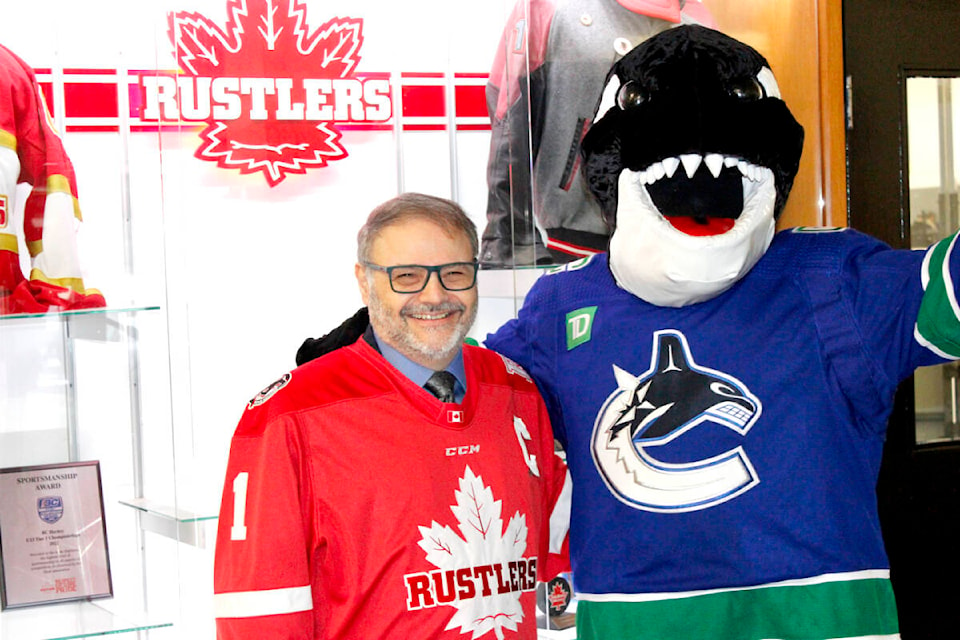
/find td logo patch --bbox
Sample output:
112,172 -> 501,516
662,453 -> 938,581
591,330 -> 761,512
566,306 -> 597,350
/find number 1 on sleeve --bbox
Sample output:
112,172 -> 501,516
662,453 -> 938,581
230,472 -> 249,541
512,18 -> 526,52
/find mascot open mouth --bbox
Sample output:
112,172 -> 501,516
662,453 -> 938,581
635,153 -> 774,236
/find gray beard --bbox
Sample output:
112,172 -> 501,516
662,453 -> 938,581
367,290 -> 477,366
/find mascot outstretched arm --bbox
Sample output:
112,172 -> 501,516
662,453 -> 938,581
484,25 -> 959,640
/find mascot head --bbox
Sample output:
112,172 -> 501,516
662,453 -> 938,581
582,25 -> 804,307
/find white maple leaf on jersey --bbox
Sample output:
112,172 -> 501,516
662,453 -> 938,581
417,465 -> 529,639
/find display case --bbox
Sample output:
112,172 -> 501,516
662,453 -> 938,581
2,4 -> 205,636
0,1 -> 548,637
0,307 -> 183,638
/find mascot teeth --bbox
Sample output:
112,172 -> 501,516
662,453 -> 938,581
638,155 -> 768,186
703,154 -> 724,177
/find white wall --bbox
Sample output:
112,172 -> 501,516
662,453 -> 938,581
0,0 -> 528,636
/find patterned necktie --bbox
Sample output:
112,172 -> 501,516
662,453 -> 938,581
424,370 -> 457,403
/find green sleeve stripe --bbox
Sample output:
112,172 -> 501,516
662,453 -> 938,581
917,232 -> 960,359
575,577 -> 898,640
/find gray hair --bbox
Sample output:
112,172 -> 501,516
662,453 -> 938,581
357,193 -> 479,263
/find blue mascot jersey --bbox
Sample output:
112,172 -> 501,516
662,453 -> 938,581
486,227 -> 960,640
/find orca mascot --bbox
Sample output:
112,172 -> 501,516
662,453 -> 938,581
300,25 -> 960,639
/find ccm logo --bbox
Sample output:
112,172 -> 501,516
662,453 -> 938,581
446,445 -> 480,457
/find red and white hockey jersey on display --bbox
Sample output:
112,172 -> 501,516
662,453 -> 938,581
0,44 -> 104,314
481,0 -> 713,265
214,339 -> 570,640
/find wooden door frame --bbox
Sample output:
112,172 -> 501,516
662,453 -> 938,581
702,0 -> 846,229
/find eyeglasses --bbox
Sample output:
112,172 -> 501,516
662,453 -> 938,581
363,261 -> 478,293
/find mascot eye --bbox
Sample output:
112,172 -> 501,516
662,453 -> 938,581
616,81 -> 647,111
727,77 -> 765,101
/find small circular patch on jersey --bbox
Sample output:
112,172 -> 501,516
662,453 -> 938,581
247,372 -> 292,409
580,13 -> 593,26
498,354 -> 533,383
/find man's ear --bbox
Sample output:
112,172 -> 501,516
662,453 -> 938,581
355,263 -> 371,305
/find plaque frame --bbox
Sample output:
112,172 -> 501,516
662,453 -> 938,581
0,460 -> 113,610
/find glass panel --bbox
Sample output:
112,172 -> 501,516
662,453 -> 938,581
0,601 -> 172,639
907,76 -> 960,444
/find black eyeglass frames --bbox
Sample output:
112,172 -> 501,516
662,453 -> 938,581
362,261 -> 478,293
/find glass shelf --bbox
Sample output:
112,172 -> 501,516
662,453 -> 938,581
119,498 -> 217,548
0,600 -> 172,639
0,305 -> 161,323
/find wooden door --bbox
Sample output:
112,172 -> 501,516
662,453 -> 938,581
845,1 -> 960,637
702,0 -> 845,229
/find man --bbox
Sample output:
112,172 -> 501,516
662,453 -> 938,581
213,193 -> 570,640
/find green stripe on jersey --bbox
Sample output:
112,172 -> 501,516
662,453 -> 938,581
575,577 -> 898,640
917,233 -> 960,358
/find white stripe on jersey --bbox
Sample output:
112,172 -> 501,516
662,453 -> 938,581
545,237 -> 600,257
214,585 -> 312,618
761,636 -> 900,640
576,569 -> 891,602
914,325 -> 957,360
550,467 -> 572,554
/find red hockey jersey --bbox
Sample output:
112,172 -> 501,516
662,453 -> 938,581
214,339 -> 570,639
0,44 -> 104,314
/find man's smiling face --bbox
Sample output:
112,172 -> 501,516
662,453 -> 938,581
357,216 -> 478,371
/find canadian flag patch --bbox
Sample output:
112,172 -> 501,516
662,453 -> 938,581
447,410 -> 463,424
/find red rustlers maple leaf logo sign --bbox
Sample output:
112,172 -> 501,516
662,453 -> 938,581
158,0 -> 388,186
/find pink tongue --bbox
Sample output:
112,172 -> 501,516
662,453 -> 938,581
667,216 -> 736,237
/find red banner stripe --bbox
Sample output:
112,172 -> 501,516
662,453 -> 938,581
65,83 -> 118,118
455,85 -> 486,118
402,85 -> 445,117
37,69 -> 493,132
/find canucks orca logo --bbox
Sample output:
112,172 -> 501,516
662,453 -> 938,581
592,330 -> 761,512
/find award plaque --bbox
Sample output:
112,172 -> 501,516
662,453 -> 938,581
0,461 -> 113,609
